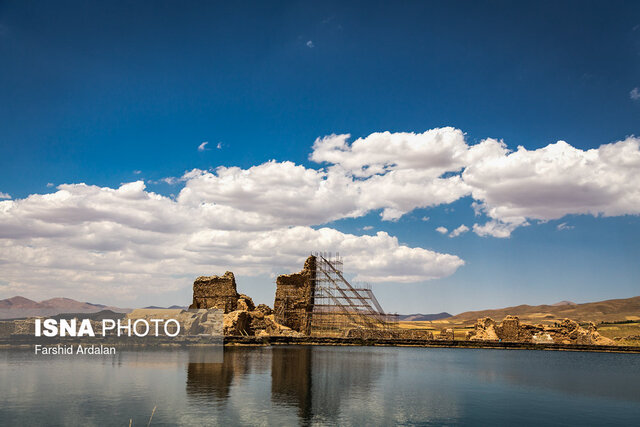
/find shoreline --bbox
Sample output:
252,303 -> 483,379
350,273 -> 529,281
224,336 -> 640,353
1,336 -> 639,353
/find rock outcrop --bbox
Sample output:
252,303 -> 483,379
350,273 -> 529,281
273,256 -> 316,334
466,316 -> 615,345
189,271 -> 240,313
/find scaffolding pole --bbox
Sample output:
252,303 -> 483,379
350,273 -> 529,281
309,252 -> 399,338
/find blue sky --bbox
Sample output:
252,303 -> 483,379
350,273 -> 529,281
1,1 -> 639,313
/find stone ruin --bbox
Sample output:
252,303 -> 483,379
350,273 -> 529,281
439,328 -> 455,340
189,268 -> 302,338
189,271 -> 241,313
466,315 -> 615,345
273,256 -> 316,335
188,259 -> 618,345
190,255 -> 447,340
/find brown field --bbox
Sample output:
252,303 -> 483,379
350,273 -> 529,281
418,296 -> 640,328
597,322 -> 640,346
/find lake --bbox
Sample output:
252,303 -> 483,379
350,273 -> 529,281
1,346 -> 639,426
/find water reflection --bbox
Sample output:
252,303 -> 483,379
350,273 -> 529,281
271,346 -> 313,420
186,348 -> 252,400
3,347 -> 637,425
185,345 -> 391,424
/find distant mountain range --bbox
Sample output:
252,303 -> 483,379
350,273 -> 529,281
2,295 -> 638,324
397,312 -> 452,321
144,305 -> 188,310
0,296 -> 131,319
444,296 -> 640,325
551,300 -> 577,307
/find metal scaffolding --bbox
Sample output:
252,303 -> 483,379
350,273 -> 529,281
309,252 -> 399,338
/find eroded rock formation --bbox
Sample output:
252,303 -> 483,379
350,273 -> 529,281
273,256 -> 316,334
466,315 -> 615,345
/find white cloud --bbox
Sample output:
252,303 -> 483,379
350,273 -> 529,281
464,137 -> 640,237
133,170 -> 142,175
46,183 -> 55,188
306,40 -> 314,48
0,178 -> 464,303
310,129 -> 472,220
362,226 -> 373,230
557,222 -> 574,231
310,128 -> 469,178
216,142 -> 222,149
449,224 -> 469,238
4,127 -> 640,301
162,177 -> 179,185
631,87 -> 640,100
472,220 -> 526,238
198,141 -> 209,152
0,192 -> 11,199
421,216 -> 430,221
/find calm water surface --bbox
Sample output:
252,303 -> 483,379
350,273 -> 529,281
1,346 -> 639,426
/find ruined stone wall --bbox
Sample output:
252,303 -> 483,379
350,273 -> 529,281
190,271 -> 239,313
273,256 -> 316,335
467,316 -> 615,345
438,328 -> 455,340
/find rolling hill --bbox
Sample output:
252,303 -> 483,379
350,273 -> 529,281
0,296 -> 130,319
439,296 -> 640,326
397,312 -> 452,321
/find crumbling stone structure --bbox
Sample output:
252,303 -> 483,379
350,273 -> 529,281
187,270 -> 302,337
190,272 -> 239,313
466,315 -> 614,345
273,256 -> 317,335
438,328 -> 455,340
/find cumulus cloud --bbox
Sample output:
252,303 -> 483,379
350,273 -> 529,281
464,137 -> 640,236
0,179 -> 464,303
449,225 -> 469,238
631,87 -> 640,100
197,141 -> 209,151
557,222 -> 574,231
306,40 -> 314,48
310,130 -> 640,237
310,128 -> 469,178
0,192 -> 10,199
310,129 -> 473,220
4,127 -> 640,301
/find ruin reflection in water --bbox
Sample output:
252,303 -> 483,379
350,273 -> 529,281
2,346 -> 640,425
186,346 -> 388,423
